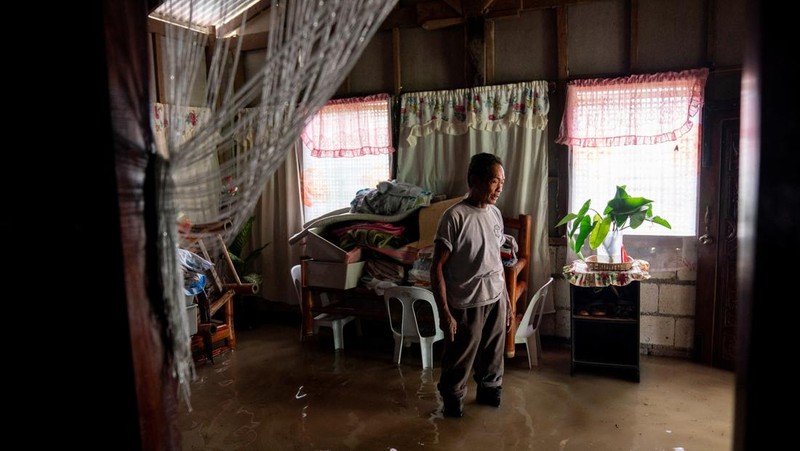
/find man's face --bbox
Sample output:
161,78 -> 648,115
478,163 -> 505,205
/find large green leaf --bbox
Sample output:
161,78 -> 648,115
607,197 -> 652,215
628,210 -> 647,229
555,185 -> 671,260
569,200 -> 592,238
651,216 -> 672,229
229,216 -> 255,257
573,215 -> 593,255
589,215 -> 612,249
576,199 -> 591,218
243,273 -> 262,286
229,253 -> 244,266
555,212 -> 577,228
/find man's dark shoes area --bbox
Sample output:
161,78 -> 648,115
476,386 -> 502,407
442,396 -> 464,417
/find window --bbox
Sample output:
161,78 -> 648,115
570,114 -> 700,237
557,69 -> 709,269
559,69 -> 708,238
300,146 -> 392,221
299,94 -> 393,221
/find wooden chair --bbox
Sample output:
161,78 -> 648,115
502,214 -> 532,358
188,235 -> 254,363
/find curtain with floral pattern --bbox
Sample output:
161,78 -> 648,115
396,80 -> 553,313
399,81 -> 550,147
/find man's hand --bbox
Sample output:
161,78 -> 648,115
506,297 -> 514,331
440,312 -> 457,342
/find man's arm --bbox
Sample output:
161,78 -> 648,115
431,241 -> 456,341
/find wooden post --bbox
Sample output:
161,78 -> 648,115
465,16 -> 486,87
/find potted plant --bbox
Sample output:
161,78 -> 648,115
555,185 -> 672,261
227,216 -> 271,288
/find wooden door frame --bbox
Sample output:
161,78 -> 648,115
102,0 -> 181,448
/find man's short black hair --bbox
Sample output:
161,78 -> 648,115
468,153 -> 503,187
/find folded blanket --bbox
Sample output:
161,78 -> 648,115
501,234 -> 518,267
289,207 -> 422,245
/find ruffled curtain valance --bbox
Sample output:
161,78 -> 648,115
399,81 -> 550,147
556,68 -> 709,147
300,93 -> 394,158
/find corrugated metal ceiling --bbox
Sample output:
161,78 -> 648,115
149,0 -> 260,30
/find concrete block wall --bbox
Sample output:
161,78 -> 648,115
543,244 -> 696,358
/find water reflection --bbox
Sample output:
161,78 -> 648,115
178,319 -> 733,450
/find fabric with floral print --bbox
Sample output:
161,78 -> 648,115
563,259 -> 651,287
399,81 -> 550,147
152,103 -> 210,158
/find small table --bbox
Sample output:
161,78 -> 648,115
563,258 -> 651,287
564,259 -> 650,382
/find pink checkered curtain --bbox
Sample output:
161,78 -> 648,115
556,68 -> 709,147
300,93 -> 394,157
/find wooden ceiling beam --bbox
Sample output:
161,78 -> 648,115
422,17 -> 466,30
230,31 -> 269,52
148,17 -> 167,35
379,0 -> 599,32
460,0 -> 500,17
485,0 -> 523,19
522,0 -> 595,9
417,1 -> 463,22
442,0 -> 463,15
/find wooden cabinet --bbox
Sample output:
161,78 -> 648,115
570,282 -> 640,382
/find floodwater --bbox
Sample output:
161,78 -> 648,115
179,315 -> 734,450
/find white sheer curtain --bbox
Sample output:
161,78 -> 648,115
301,93 -> 393,157
397,81 -> 554,312
556,68 -> 708,147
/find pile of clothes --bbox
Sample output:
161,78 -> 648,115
350,180 -> 432,216
501,234 -> 518,267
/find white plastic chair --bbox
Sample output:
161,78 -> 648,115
515,277 -> 555,368
291,264 -> 361,351
383,286 -> 445,369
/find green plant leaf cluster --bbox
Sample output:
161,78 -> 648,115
228,216 -> 270,288
555,185 -> 672,259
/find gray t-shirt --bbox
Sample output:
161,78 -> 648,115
435,200 -> 506,309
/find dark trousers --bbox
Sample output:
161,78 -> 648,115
438,300 -> 506,400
